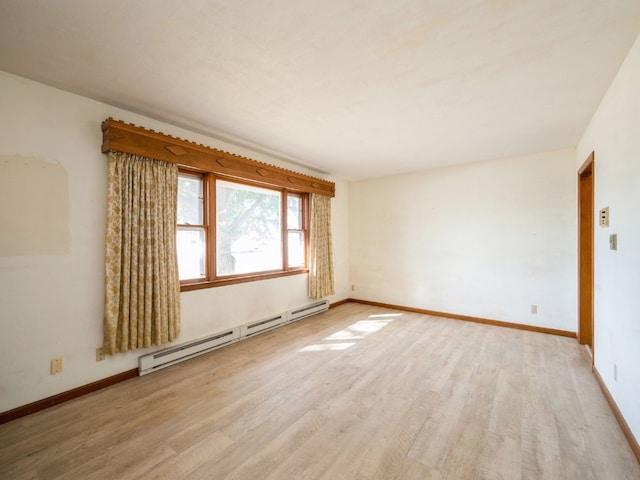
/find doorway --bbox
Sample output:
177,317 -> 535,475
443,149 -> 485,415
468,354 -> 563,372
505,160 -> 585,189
578,152 -> 594,360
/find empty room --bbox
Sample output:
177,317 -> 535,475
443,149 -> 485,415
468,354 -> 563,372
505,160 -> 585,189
1,1 -> 640,479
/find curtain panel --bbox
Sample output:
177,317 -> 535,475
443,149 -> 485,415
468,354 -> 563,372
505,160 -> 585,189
308,193 -> 335,300
103,151 -> 181,354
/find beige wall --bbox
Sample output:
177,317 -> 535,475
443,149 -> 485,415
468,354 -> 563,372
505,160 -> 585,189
577,32 -> 640,443
0,71 -> 350,412
350,148 -> 577,332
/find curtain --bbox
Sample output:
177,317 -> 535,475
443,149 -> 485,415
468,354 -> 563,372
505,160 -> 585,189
103,151 -> 181,354
308,193 -> 335,299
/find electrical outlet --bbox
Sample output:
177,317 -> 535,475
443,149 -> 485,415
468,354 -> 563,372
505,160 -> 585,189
50,357 -> 63,375
351,284 -> 355,292
96,347 -> 105,362
531,305 -> 538,314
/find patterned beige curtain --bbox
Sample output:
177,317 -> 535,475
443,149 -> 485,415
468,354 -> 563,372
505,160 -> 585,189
103,151 -> 181,354
308,193 -> 335,299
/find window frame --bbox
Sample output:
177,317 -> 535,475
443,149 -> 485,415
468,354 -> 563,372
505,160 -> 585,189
178,170 -> 310,291
285,191 -> 307,269
176,170 -> 209,282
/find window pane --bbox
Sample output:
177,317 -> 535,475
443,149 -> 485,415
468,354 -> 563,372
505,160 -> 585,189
177,173 -> 203,224
216,180 -> 282,276
288,231 -> 305,267
287,195 -> 302,230
177,228 -> 205,280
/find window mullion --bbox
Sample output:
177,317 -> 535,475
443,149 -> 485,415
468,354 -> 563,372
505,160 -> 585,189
208,173 -> 216,281
303,193 -> 310,268
282,190 -> 289,271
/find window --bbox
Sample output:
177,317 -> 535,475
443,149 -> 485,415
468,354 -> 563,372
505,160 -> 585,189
177,172 -> 206,281
177,171 -> 308,289
287,194 -> 305,268
216,179 -> 282,276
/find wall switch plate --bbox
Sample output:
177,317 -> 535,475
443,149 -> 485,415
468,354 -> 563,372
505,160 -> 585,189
599,207 -> 610,227
609,233 -> 617,251
614,364 -> 618,382
50,357 -> 63,375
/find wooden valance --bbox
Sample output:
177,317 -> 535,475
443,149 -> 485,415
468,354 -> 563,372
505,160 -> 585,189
101,118 -> 335,197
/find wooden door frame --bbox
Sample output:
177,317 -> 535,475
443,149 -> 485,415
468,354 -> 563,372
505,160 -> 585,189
578,152 -> 594,360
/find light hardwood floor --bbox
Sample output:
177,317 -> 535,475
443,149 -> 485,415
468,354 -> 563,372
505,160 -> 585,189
1,303 -> 639,479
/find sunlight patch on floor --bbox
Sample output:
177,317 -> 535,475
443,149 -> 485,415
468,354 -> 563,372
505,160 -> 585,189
299,342 -> 356,352
298,313 -> 402,352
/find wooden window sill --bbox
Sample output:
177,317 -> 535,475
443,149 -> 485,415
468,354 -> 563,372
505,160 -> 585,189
180,268 -> 308,292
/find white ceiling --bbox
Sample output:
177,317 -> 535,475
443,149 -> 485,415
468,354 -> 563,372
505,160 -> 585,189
1,1 -> 639,180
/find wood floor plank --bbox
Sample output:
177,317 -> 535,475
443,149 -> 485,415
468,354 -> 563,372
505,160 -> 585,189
1,303 -> 639,479
478,432 -> 521,480
396,457 -> 440,480
144,431 -> 234,479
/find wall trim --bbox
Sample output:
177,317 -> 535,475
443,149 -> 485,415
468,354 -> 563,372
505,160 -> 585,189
592,366 -> 640,464
102,118 -> 335,197
0,369 -> 138,425
330,298 -> 350,309
348,298 -> 577,338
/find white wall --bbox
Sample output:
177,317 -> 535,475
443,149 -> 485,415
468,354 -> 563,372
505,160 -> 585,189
0,71 -> 350,412
350,148 -> 577,332
577,33 -> 640,443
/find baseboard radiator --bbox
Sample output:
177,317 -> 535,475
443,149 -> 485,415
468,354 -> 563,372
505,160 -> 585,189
139,299 -> 329,375
288,300 -> 330,322
139,329 -> 239,375
241,313 -> 286,337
